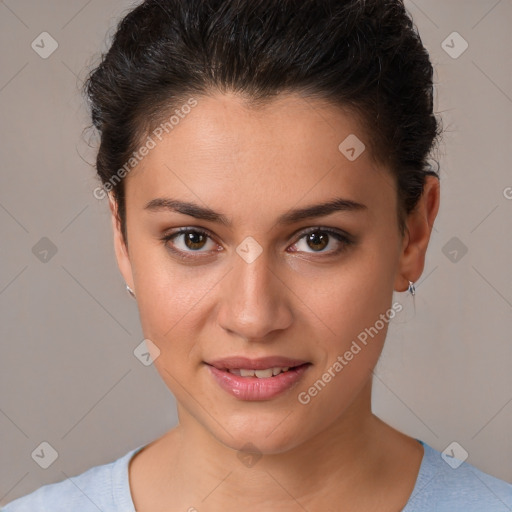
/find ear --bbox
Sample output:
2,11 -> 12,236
109,193 -> 135,293
394,175 -> 440,292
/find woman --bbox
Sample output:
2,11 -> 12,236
3,0 -> 511,511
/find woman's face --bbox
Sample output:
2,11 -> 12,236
112,92 -> 412,453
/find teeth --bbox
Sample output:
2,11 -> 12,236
254,368 -> 273,378
227,367 -> 292,378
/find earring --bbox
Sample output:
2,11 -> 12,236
126,284 -> 136,299
407,281 -> 415,296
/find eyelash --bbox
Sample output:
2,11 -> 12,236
159,227 -> 354,261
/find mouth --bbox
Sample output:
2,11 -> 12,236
204,357 -> 311,400
223,366 -> 296,378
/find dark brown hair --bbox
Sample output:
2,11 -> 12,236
83,0 -> 442,246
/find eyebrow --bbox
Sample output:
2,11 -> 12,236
143,196 -> 367,226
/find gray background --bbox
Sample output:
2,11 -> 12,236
1,0 -> 511,505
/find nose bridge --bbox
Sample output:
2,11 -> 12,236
217,243 -> 292,340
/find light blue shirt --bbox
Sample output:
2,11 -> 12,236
2,439 -> 512,511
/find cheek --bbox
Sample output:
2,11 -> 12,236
131,243 -> 231,376
305,241 -> 398,344
129,245 -> 200,341
137,273 -> 210,345
294,262 -> 397,426
294,235 -> 400,412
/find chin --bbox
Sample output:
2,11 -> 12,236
206,412 -> 313,456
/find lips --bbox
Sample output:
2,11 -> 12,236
205,356 -> 311,401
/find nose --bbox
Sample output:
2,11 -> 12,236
216,245 -> 293,342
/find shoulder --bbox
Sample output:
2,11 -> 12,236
403,440 -> 512,512
1,445 -> 143,512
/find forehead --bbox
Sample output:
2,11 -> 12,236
124,91 -> 396,225
149,91 -> 367,170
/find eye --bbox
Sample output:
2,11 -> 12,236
160,226 -> 354,261
160,228 -> 219,260
289,227 -> 354,256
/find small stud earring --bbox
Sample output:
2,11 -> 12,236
126,284 -> 136,299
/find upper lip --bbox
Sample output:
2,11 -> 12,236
206,356 -> 310,370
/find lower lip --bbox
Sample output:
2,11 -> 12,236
206,363 -> 311,401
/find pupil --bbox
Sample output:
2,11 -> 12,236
308,232 -> 328,251
185,231 -> 206,250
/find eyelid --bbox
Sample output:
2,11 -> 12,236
289,226 -> 354,256
291,225 -> 355,243
160,226 -> 217,242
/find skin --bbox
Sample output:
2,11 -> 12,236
109,91 -> 440,511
